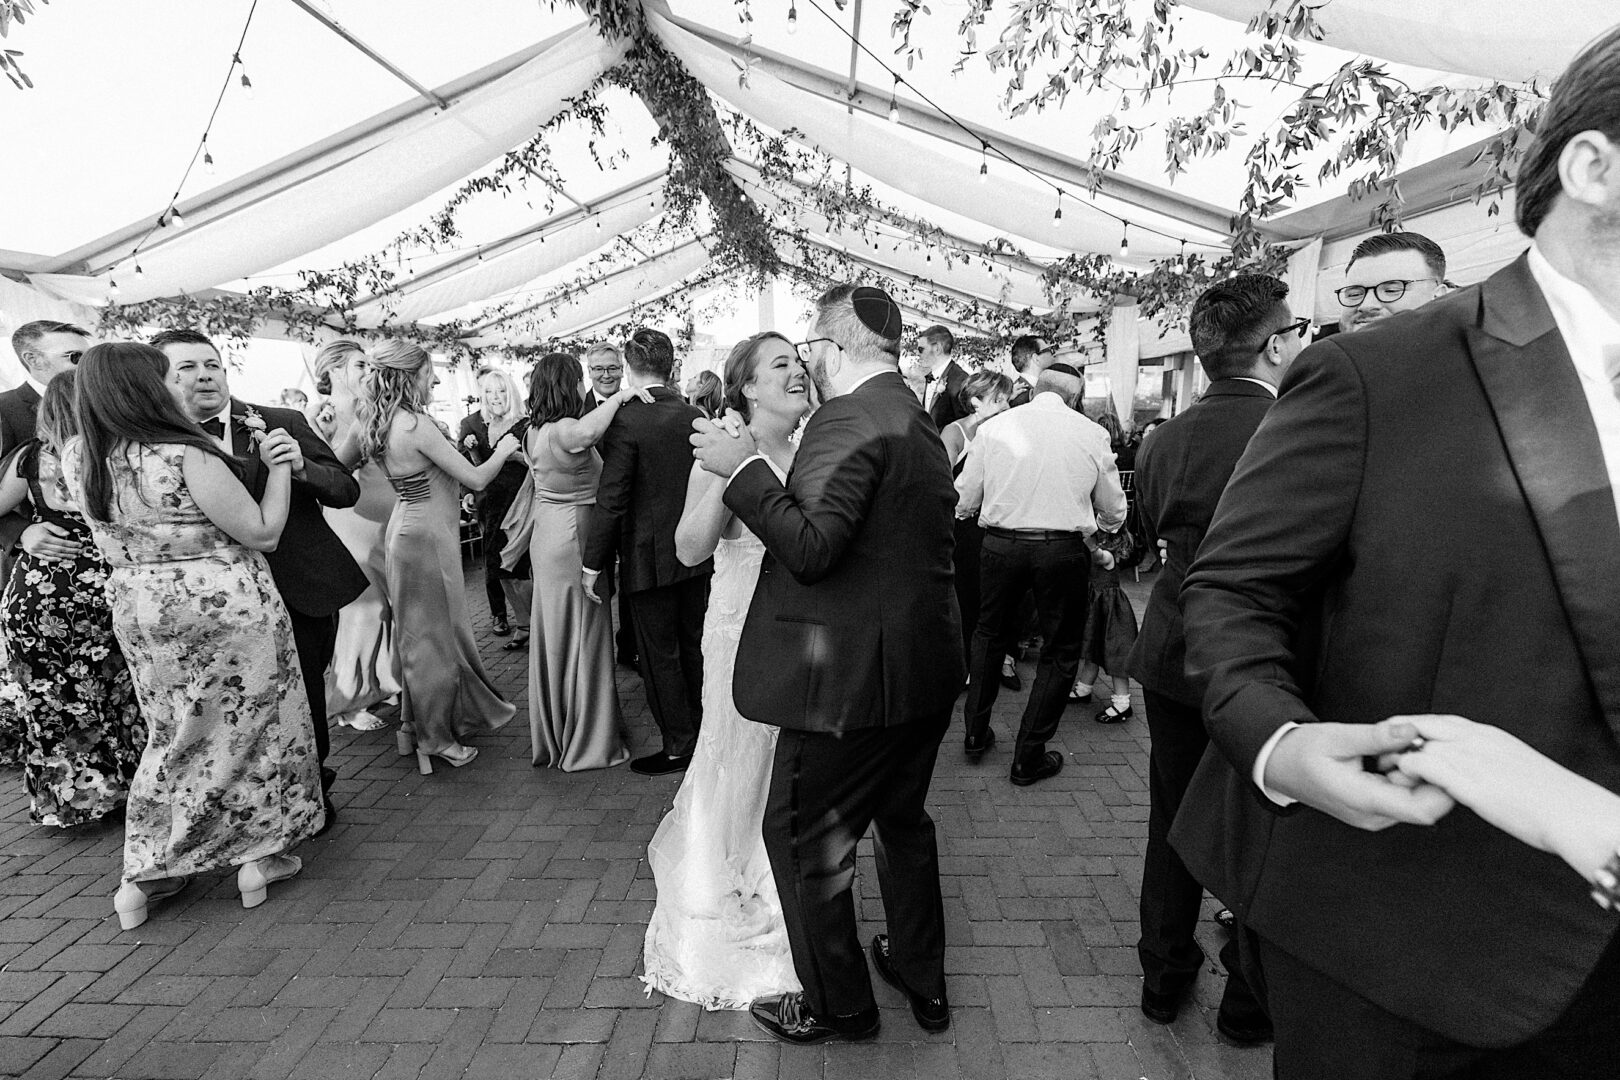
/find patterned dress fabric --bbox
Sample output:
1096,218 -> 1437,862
0,442 -> 142,826
641,523 -> 799,1009
524,425 -> 627,772
383,459 -> 515,754
64,441 -> 324,881
324,457 -> 400,718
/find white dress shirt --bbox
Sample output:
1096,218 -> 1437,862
954,392 -> 1127,534
923,358 -> 952,412
1254,243 -> 1620,803
200,407 -> 233,453
24,375 -> 47,397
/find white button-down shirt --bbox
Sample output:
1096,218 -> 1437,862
954,392 -> 1127,534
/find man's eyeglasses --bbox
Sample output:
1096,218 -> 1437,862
64,351 -> 84,365
1334,278 -> 1440,308
587,366 -> 621,376
793,338 -> 838,362
1268,318 -> 1312,344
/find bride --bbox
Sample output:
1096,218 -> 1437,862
641,332 -> 812,1009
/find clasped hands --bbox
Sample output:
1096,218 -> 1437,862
690,409 -> 757,478
256,428 -> 305,476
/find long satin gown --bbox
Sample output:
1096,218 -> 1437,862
526,424 -> 628,771
384,460 -> 515,754
324,458 -> 400,719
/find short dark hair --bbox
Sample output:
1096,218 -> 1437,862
623,328 -> 675,381
918,325 -> 955,354
11,320 -> 89,361
149,328 -> 218,355
1345,232 -> 1446,279
1516,25 -> 1620,237
1009,335 -> 1048,372
1189,275 -> 1292,381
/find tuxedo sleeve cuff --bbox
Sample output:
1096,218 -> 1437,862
726,454 -> 767,486
1251,722 -> 1301,807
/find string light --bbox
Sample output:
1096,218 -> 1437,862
236,52 -> 254,100
1119,223 -> 1130,258
787,2 -> 798,33
135,263 -> 144,277
1053,192 -> 1062,223
979,144 -> 988,182
203,136 -> 216,175
168,208 -> 188,230
108,279 -> 120,300
887,76 -> 900,123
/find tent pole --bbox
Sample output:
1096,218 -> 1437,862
289,0 -> 449,109
843,0 -> 863,192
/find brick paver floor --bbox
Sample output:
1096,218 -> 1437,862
0,566 -> 1271,1080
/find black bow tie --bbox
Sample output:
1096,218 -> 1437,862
201,417 -> 226,439
924,372 -> 936,383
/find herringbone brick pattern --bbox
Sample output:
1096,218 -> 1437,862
0,569 -> 1270,1079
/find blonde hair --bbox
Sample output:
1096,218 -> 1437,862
358,339 -> 433,465
314,339 -> 366,386
476,366 -> 522,425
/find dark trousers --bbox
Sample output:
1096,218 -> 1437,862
478,500 -> 529,625
628,576 -> 709,758
1139,691 -> 1266,1019
288,609 -> 338,794
962,532 -> 1089,769
765,711 -> 951,1017
1261,930 -> 1620,1079
615,566 -> 636,663
951,517 -> 983,666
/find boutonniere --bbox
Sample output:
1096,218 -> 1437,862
241,407 -> 268,445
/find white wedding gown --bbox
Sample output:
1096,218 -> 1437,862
641,525 -> 801,1010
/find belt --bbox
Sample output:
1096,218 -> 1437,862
984,526 -> 1085,542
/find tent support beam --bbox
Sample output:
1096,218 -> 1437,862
289,0 -> 449,109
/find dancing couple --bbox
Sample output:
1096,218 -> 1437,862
644,285 -> 965,1042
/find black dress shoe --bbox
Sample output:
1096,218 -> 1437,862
1010,750 -> 1064,787
963,729 -> 996,756
629,752 -> 691,776
1216,1008 -> 1274,1046
492,618 -> 511,636
870,935 -> 950,1032
749,992 -> 880,1045
1140,984 -> 1186,1025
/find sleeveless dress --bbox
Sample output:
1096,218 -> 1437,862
0,442 -> 142,826
65,442 -> 324,881
384,459 -> 515,754
323,456 -> 401,719
641,495 -> 800,1009
525,424 -> 628,771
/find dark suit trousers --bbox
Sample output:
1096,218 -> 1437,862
1261,930 -> 1620,1079
289,610 -> 338,792
615,565 -> 636,663
951,517 -> 983,665
963,532 -> 1089,769
765,711 -> 951,1017
628,576 -> 708,758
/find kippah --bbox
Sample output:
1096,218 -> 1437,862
1046,362 -> 1082,379
851,286 -> 904,341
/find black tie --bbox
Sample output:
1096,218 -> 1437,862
201,417 -> 225,440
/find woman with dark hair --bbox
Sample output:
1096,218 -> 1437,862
458,367 -> 532,646
522,353 -> 642,771
311,340 -> 399,733
641,330 -> 810,1009
939,369 -> 1013,667
684,370 -> 724,419
63,343 -> 324,930
336,339 -> 518,774
0,371 -> 142,828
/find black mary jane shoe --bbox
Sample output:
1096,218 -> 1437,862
491,618 -> 511,637
871,935 -> 950,1032
1094,703 -> 1134,724
749,992 -> 880,1045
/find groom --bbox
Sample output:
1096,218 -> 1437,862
692,285 -> 964,1044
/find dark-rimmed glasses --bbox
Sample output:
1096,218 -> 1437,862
1270,317 -> 1312,343
1334,279 -> 1439,308
793,338 -> 838,363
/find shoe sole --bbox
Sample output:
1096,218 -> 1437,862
749,1012 -> 880,1045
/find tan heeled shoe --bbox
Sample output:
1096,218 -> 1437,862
416,744 -> 477,775
238,854 -> 302,909
396,723 -> 415,758
113,876 -> 189,930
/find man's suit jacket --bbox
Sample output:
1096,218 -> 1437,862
0,383 -> 40,550
581,386 -> 712,593
1007,377 -> 1034,409
229,399 -> 368,619
725,371 -> 964,733
926,360 -> 970,430
1125,380 -> 1274,705
1172,255 -> 1620,1046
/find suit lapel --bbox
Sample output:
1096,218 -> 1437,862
1467,256 -> 1620,743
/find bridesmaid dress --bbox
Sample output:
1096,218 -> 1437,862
525,423 -> 628,771
383,459 -> 515,756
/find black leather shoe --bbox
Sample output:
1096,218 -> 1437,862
963,729 -> 996,756
870,935 -> 949,1032
1216,1008 -> 1274,1046
1140,984 -> 1186,1025
999,659 -> 1022,691
492,618 -> 511,636
629,752 -> 691,776
749,992 -> 880,1045
1010,751 -> 1063,787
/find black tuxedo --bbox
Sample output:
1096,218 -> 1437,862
1122,379 -> 1272,1023
578,393 -> 636,662
725,370 -> 963,1017
582,386 -> 710,757
228,400 -> 367,783
0,383 -> 41,552
925,360 -> 970,430
1173,256 -> 1620,1068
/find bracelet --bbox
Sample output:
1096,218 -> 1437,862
1592,849 -> 1620,911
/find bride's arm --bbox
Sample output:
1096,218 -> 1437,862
675,461 -> 731,567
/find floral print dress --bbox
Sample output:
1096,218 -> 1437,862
0,442 -> 143,826
64,441 -> 324,882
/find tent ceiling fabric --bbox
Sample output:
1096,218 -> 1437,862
1182,0 -> 1610,83
29,24 -> 623,308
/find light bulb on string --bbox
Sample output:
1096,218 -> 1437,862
888,77 -> 901,123
203,135 -> 216,175
787,3 -> 798,33
979,144 -> 989,183
135,263 -> 144,278
1053,192 -> 1063,223
108,279 -> 120,300
1178,240 -> 1188,268
235,52 -> 253,99
1119,223 -> 1130,259
168,208 -> 187,230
